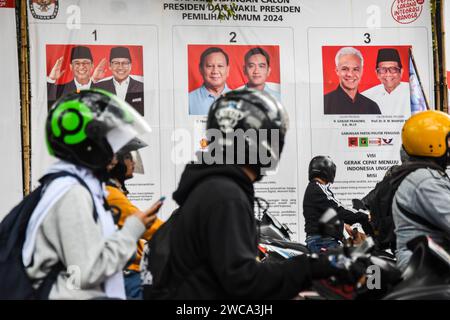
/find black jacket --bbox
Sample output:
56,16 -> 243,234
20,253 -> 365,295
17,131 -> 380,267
165,163 -> 318,299
324,85 -> 381,115
303,180 -> 369,238
92,77 -> 144,115
47,80 -> 84,109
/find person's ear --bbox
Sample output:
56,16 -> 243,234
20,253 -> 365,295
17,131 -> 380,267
267,66 -> 272,77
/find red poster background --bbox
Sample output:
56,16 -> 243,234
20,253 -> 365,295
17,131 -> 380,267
322,45 -> 410,95
0,0 -> 15,8
46,44 -> 143,85
188,44 -> 280,93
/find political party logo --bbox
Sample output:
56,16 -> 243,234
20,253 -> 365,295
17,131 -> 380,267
348,137 -> 358,147
382,138 -> 394,145
391,0 -> 424,24
29,0 -> 58,20
199,138 -> 208,150
369,138 -> 382,146
359,137 -> 368,147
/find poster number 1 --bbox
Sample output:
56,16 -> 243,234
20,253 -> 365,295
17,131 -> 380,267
92,30 -> 97,41
364,33 -> 371,44
229,32 -> 237,43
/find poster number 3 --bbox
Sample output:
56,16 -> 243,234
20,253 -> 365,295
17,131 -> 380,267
364,33 -> 371,44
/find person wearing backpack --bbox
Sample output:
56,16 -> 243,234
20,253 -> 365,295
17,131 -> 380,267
106,139 -> 164,299
18,89 -> 161,299
392,110 -> 450,271
149,89 -> 364,300
303,156 -> 371,253
358,148 -> 410,253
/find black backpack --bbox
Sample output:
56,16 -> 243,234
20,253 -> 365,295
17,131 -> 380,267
361,161 -> 443,251
0,171 -> 97,300
141,208 -> 181,300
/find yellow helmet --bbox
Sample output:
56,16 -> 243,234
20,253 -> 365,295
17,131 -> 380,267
402,110 -> 450,158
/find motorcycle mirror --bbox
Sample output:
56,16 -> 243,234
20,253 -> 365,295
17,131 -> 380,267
261,212 -> 292,241
318,208 -> 343,239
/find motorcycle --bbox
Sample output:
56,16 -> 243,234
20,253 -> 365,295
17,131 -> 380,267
312,209 -> 450,300
256,210 -> 309,262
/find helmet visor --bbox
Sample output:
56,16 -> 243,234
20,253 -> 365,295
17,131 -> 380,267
131,150 -> 145,174
89,89 -> 151,153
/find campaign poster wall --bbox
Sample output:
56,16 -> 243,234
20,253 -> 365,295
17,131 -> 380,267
27,0 -> 433,242
0,0 -> 23,218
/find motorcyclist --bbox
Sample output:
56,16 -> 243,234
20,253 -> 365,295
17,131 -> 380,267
24,89 -> 160,299
303,156 -> 370,253
393,110 -> 450,271
106,138 -> 164,299
154,89 -> 361,299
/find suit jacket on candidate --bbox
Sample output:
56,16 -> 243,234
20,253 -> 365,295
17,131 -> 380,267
47,80 -> 79,109
93,77 -> 144,115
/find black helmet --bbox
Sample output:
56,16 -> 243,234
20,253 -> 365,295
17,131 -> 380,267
46,89 -> 151,170
308,156 -> 336,183
206,88 -> 289,178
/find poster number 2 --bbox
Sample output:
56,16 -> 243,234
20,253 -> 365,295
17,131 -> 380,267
229,32 -> 237,43
364,33 -> 371,44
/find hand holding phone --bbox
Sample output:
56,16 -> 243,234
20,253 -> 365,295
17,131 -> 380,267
135,196 -> 165,228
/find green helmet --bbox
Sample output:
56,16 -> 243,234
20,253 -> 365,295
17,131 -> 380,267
46,89 -> 151,170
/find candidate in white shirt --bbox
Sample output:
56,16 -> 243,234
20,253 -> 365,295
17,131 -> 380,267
46,46 -> 95,109
242,47 -> 281,102
362,48 -> 411,116
93,47 -> 144,115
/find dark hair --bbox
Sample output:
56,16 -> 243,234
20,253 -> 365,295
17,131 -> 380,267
199,47 -> 229,68
244,47 -> 270,67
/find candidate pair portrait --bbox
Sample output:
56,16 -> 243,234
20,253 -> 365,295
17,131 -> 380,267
324,47 -> 410,116
47,45 -> 144,115
189,46 -> 281,116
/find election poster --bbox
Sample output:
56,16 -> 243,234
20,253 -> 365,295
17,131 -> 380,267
308,26 -> 431,208
46,44 -> 144,114
0,0 -> 23,218
187,44 -> 281,116
27,0 -> 434,241
28,20 -> 161,208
